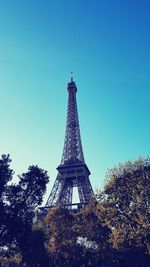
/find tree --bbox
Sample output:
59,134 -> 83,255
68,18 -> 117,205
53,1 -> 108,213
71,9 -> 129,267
44,202 -> 111,267
45,205 -> 75,266
101,157 -> 150,267
26,226 -> 51,267
0,154 -> 14,252
0,154 -> 49,265
74,200 -> 111,267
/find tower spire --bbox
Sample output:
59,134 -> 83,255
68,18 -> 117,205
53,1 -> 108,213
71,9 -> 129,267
70,71 -> 73,82
45,79 -> 94,209
60,78 -> 84,165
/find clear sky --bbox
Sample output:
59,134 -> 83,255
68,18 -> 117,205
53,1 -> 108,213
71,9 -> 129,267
0,0 -> 150,203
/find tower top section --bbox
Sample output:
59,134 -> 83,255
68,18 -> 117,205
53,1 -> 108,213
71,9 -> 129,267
60,78 -> 85,165
67,77 -> 77,92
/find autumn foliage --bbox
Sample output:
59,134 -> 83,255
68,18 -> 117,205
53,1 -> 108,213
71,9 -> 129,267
43,157 -> 150,267
0,155 -> 149,267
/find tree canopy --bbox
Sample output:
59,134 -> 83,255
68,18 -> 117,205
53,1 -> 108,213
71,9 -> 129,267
0,155 -> 149,267
0,154 -> 49,264
99,157 -> 150,266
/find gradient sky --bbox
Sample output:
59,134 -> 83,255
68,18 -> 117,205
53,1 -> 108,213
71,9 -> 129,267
0,0 -> 150,203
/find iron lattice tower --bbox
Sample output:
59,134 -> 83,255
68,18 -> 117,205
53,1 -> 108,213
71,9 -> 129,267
46,78 -> 94,208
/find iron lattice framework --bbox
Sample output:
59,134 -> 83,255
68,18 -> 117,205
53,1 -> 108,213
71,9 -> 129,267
46,78 -> 94,208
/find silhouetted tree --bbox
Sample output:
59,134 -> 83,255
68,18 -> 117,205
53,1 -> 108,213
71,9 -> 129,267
26,227 -> 51,267
0,154 -> 49,266
0,154 -> 14,253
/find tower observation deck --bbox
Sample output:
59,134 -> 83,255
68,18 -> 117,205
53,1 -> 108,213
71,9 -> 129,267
45,78 -> 94,210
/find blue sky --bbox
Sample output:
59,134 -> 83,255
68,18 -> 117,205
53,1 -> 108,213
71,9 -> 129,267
0,0 -> 150,203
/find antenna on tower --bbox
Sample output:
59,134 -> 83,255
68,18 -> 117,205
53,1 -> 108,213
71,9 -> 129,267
71,72 -> 73,82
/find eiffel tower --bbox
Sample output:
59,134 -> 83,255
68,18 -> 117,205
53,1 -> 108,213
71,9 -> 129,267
45,77 -> 94,210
